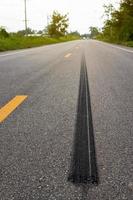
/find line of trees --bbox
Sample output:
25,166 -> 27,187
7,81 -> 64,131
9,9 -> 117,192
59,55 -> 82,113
0,11 -> 81,39
89,0 -> 133,43
100,0 -> 133,42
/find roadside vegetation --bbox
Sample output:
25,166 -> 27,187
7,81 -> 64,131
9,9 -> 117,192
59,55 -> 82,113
0,11 -> 80,52
89,0 -> 133,47
0,34 -> 80,52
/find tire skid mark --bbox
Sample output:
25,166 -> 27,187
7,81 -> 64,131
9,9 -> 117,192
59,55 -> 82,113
68,54 -> 98,184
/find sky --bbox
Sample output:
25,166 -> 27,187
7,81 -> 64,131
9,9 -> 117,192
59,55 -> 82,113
0,0 -> 120,34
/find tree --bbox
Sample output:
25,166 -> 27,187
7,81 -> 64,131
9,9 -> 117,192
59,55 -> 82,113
0,27 -> 9,38
81,33 -> 90,38
47,11 -> 69,38
37,30 -> 43,34
103,4 -> 115,20
17,28 -> 35,36
120,0 -> 133,40
68,31 -> 80,36
89,27 -> 99,38
101,0 -> 133,42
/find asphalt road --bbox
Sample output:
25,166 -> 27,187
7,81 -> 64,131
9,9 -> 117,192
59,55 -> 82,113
0,40 -> 133,200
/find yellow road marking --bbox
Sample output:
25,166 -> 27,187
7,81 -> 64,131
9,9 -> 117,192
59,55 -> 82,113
0,96 -> 28,123
65,53 -> 72,58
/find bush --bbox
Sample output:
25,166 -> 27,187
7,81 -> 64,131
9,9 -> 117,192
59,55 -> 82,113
0,35 -> 80,51
0,27 -> 9,38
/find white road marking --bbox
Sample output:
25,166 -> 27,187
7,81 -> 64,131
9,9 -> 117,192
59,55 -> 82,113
96,40 -> 133,53
109,45 -> 133,53
0,50 -> 29,57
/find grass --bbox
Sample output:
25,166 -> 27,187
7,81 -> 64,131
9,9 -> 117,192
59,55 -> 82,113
121,41 -> 133,47
96,36 -> 133,47
0,35 -> 80,52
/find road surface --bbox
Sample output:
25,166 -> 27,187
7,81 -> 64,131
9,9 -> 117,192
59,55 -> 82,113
0,40 -> 133,199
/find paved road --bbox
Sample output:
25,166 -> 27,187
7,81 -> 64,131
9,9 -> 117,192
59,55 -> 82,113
0,40 -> 133,200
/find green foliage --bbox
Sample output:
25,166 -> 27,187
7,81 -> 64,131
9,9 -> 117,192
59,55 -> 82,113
0,27 -> 9,38
89,27 -> 99,38
47,11 -> 69,38
0,35 -> 79,52
37,30 -> 43,34
122,40 -> 133,46
103,4 -> 115,20
68,31 -> 80,37
81,33 -> 90,38
16,28 -> 35,36
99,0 -> 133,43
